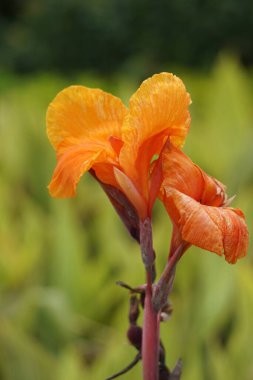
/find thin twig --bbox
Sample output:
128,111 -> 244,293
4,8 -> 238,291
105,353 -> 141,380
116,281 -> 145,294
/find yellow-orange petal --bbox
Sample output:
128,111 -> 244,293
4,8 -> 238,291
164,189 -> 248,263
48,141 -> 110,198
119,73 -> 191,197
160,144 -> 226,206
47,85 -> 127,150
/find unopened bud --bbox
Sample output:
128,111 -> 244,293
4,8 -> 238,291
127,325 -> 142,351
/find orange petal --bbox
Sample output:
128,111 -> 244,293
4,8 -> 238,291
48,141 -> 110,198
47,85 -> 127,150
92,161 -> 121,189
119,73 -> 191,197
222,208 -> 249,263
160,144 -> 226,206
161,144 -> 203,200
164,189 -> 248,263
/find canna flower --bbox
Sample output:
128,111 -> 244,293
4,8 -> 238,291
160,144 -> 249,263
47,73 -> 191,220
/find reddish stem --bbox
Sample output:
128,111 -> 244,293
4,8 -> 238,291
142,273 -> 160,380
140,218 -> 159,380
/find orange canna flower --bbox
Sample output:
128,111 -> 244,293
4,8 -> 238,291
47,73 -> 191,220
160,144 -> 249,263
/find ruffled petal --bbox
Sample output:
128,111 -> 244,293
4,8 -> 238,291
47,85 -> 127,150
222,208 -> 249,263
161,144 -> 226,206
119,73 -> 191,197
48,140 -> 113,198
164,189 -> 248,263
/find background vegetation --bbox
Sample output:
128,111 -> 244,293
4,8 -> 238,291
0,1 -> 253,379
1,0 -> 253,75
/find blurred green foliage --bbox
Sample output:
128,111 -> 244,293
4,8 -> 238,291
1,0 -> 253,75
0,56 -> 253,380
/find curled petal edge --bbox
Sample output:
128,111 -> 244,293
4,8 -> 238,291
48,145 -> 107,198
163,188 -> 249,264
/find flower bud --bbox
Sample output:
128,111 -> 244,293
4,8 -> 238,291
127,325 -> 142,351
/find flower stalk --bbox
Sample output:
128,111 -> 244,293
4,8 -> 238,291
140,218 -> 160,380
142,281 -> 160,380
